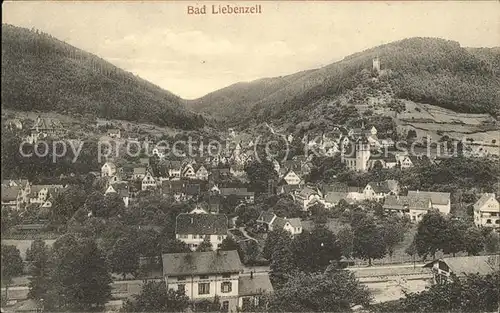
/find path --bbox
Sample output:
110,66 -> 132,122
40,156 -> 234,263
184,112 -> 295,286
239,227 -> 258,243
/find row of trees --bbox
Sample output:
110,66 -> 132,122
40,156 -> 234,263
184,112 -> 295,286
409,211 -> 500,260
2,235 -> 112,311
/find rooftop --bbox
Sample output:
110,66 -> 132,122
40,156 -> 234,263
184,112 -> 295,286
176,213 -> 228,235
162,250 -> 242,276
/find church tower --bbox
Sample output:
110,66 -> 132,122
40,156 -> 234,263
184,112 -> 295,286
355,137 -> 371,172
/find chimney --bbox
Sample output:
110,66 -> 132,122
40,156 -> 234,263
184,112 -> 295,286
250,271 -> 254,279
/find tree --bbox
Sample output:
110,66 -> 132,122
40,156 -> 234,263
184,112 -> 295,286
400,272 -> 500,312
161,239 -> 191,254
352,216 -> 387,266
381,216 -> 407,258
310,203 -> 328,225
84,191 -> 125,219
442,219 -> 467,257
1,245 -> 24,300
194,295 -> 221,312
245,160 -> 278,194
263,229 -> 292,260
337,226 -> 354,258
107,235 -> 140,279
219,236 -> 239,251
269,270 -> 371,312
462,226 -> 484,256
196,236 -> 213,252
414,211 -> 448,259
272,197 -> 302,218
240,240 -> 260,265
122,281 -> 189,312
484,231 -> 500,254
45,233 -> 112,311
291,225 -> 341,272
50,185 -> 87,226
26,239 -> 50,300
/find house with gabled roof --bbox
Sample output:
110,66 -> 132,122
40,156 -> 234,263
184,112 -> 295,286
271,217 -> 303,237
175,212 -> 229,251
1,186 -> 22,210
107,128 -> 121,139
282,170 -> 302,186
324,191 -> 349,208
363,180 -> 399,201
473,193 -> 500,228
294,186 -> 322,210
162,180 -> 186,201
105,182 -> 130,207
195,164 -> 209,181
101,161 -> 117,177
407,190 -> 451,216
162,250 -> 273,312
256,211 -> 277,231
183,163 -> 197,179
141,170 -> 157,191
423,255 -> 500,284
219,188 -> 255,204
132,167 -> 147,180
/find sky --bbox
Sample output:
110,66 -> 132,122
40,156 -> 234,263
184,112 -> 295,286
3,1 -> 500,99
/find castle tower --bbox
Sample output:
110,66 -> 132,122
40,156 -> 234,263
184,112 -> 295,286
372,57 -> 381,73
355,137 -> 371,172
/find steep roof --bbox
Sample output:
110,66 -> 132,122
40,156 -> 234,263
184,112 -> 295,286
383,195 -> 408,210
133,167 -> 147,175
297,186 -> 317,199
220,188 -> 254,197
324,191 -> 348,204
162,250 -> 242,276
257,211 -> 276,224
474,193 -> 499,212
287,218 -> 302,228
424,255 -> 500,276
366,181 -> 392,194
272,217 -> 287,230
238,274 -> 274,296
407,190 -> 450,206
1,186 -> 20,201
176,213 -> 228,235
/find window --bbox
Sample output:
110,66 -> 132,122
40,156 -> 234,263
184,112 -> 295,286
217,235 -> 223,241
486,219 -> 492,224
242,297 -> 251,309
177,284 -> 185,293
496,220 -> 500,224
222,273 -> 231,278
221,282 -> 232,293
199,275 -> 209,280
179,234 -> 188,239
222,301 -> 229,312
198,283 -> 210,295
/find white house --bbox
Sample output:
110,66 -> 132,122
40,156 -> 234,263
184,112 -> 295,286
105,183 -> 130,208
283,170 -> 301,186
141,170 -> 157,191
162,251 -> 273,312
101,162 -> 117,177
271,217 -> 303,237
473,193 -> 500,228
407,190 -> 451,216
195,165 -> 209,181
175,212 -> 228,251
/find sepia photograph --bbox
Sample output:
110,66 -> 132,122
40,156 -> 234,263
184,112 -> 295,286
1,1 -> 499,312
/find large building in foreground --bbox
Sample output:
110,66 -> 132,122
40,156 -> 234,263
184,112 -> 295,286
162,250 -> 273,312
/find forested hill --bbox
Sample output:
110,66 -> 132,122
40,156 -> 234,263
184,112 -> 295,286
1,24 -> 205,130
188,37 -> 500,126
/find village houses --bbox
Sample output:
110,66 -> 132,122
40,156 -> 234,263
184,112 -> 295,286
175,208 -> 228,251
473,193 -> 500,228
